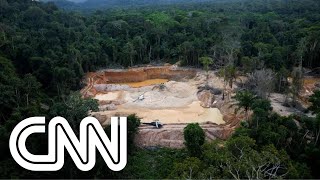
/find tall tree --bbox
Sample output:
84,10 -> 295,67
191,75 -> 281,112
123,42 -> 137,67
21,74 -> 41,107
184,123 -> 205,157
233,90 -> 257,120
199,56 -> 213,85
309,90 -> 320,114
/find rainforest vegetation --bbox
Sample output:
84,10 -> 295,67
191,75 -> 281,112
0,0 -> 320,178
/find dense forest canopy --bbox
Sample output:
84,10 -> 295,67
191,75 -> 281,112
0,0 -> 320,178
1,0 -> 320,95
41,0 -> 239,10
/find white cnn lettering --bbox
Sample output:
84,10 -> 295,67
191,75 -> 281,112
9,116 -> 127,171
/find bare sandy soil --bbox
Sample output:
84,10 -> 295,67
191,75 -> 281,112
302,77 -> 320,100
98,101 -> 224,124
94,92 -> 121,101
269,77 -> 320,117
269,93 -> 300,116
89,68 -> 226,125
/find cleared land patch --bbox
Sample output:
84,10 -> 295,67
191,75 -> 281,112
82,65 -> 241,148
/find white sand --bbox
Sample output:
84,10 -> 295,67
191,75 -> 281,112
98,101 -> 224,124
94,92 -> 121,101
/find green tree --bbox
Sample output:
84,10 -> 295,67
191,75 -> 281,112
49,92 -> 99,132
233,90 -> 257,120
220,65 -> 237,89
250,99 -> 272,128
223,136 -> 293,179
184,123 -> 205,157
123,42 -> 137,67
127,114 -> 141,153
309,90 -> 320,114
291,66 -> 303,105
21,74 -> 41,107
23,6 -> 48,28
241,56 -> 256,73
168,157 -> 203,179
200,56 -> 213,84
297,37 -> 307,67
0,56 -> 20,122
276,66 -> 289,93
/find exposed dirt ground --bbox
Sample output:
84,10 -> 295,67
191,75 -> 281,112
81,65 -> 241,148
302,77 -> 320,101
270,76 -> 320,116
115,79 -> 169,88
98,101 -> 224,125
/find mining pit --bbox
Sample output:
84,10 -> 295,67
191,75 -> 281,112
81,65 -> 243,148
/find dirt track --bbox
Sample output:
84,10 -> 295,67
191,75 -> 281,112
135,119 -> 238,148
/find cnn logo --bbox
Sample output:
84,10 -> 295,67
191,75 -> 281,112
9,117 -> 127,171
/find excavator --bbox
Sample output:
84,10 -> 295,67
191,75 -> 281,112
142,120 -> 163,129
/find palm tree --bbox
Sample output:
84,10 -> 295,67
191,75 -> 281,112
232,90 -> 257,120
219,65 -> 237,100
200,56 -> 213,85
225,65 -> 237,89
